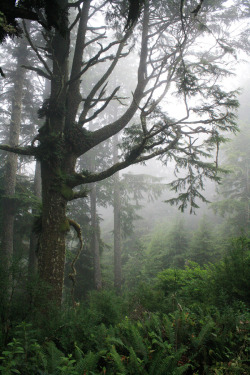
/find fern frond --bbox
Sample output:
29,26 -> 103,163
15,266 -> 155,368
127,346 -> 144,374
195,319 -> 215,348
106,336 -> 126,348
110,345 -> 126,375
45,341 -> 64,374
75,350 -> 99,373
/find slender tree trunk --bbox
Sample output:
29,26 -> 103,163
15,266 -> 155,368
28,161 -> 41,276
1,34 -> 28,266
88,121 -> 102,290
90,183 -> 102,290
113,133 -> 122,292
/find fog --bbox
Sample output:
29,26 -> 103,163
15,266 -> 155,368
0,1 -> 249,372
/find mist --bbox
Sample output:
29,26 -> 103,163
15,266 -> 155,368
0,1 -> 249,373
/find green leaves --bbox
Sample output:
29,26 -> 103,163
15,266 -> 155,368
1,252 -> 250,375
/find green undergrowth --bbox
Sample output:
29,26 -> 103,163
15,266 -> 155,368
0,237 -> 249,374
0,305 -> 249,375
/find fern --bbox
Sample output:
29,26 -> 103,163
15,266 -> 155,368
74,350 -> 99,374
194,319 -> 215,348
117,319 -> 147,360
148,346 -> 189,375
129,324 -> 147,358
44,341 -> 64,374
109,345 -> 126,374
162,314 -> 176,348
144,313 -> 162,336
106,336 -> 126,349
127,346 -> 144,374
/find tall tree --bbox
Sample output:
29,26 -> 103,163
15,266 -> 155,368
162,219 -> 190,269
212,125 -> 250,235
0,0 -> 247,306
1,29 -> 29,267
188,216 -> 217,265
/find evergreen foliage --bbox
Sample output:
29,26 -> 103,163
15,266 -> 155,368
188,217 -> 218,265
0,236 -> 249,374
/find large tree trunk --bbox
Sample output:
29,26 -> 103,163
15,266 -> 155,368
37,4 -> 71,306
113,134 -> 122,293
90,183 -> 102,290
37,0 -> 92,307
38,164 -> 68,306
1,34 -> 28,266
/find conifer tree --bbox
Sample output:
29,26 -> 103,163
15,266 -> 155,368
0,0 -> 247,307
212,125 -> 250,235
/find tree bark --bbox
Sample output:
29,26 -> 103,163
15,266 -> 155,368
38,163 -> 68,306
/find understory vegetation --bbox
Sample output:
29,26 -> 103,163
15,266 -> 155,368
0,236 -> 249,374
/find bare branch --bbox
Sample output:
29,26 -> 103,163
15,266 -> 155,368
67,39 -> 121,86
87,26 -> 107,32
66,0 -> 91,125
78,33 -> 132,123
22,21 -> 53,78
69,7 -> 82,31
67,0 -> 85,8
21,65 -> 51,80
84,33 -> 106,48
0,144 -> 35,156
89,1 -> 109,18
81,95 -> 129,104
80,3 -> 150,153
80,86 -> 120,125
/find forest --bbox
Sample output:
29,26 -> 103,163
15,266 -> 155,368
0,0 -> 249,374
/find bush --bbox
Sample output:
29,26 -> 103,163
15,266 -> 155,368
156,262 -> 211,310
